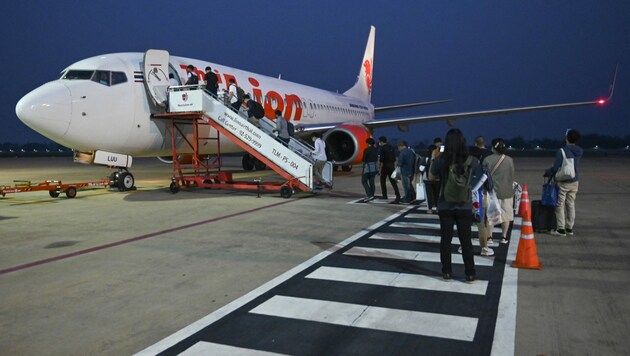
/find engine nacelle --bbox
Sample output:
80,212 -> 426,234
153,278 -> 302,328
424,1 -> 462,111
324,124 -> 372,166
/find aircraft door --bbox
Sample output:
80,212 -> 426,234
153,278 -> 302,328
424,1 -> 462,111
143,49 -> 170,109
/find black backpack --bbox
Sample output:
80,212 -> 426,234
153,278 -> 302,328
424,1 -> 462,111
287,121 -> 295,137
236,86 -> 245,102
252,101 -> 265,119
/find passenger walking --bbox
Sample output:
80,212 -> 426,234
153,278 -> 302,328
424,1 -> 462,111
362,138 -> 379,200
168,73 -> 179,87
469,135 -> 493,252
545,129 -> 583,236
396,141 -> 416,204
483,138 -> 515,245
227,78 -> 241,111
204,66 -> 219,96
377,136 -> 401,203
185,65 -> 198,85
430,128 -> 480,282
311,132 -> 328,189
273,110 -> 291,147
425,144 -> 441,213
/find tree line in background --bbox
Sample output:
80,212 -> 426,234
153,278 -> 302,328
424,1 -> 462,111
1,133 -> 630,154
404,134 -> 630,152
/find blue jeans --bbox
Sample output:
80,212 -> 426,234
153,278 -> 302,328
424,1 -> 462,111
361,172 -> 377,197
401,175 -> 415,201
438,209 -> 476,277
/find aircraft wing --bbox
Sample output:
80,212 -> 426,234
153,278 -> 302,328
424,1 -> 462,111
365,97 -> 609,130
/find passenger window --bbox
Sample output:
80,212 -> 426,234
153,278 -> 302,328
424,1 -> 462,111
111,72 -> 127,85
93,71 -> 110,86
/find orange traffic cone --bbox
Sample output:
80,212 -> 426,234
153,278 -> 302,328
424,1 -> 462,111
517,184 -> 530,218
511,201 -> 543,269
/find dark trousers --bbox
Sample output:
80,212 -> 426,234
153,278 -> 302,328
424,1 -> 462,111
425,180 -> 441,209
380,166 -> 400,199
438,209 -> 476,277
362,172 -> 377,197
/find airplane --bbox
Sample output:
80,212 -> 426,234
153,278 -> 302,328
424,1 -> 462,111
15,26 -> 616,191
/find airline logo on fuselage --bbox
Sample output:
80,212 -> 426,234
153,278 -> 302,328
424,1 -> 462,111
179,64 -> 304,121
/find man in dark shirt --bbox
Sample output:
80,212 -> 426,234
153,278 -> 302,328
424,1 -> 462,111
377,136 -> 400,203
470,136 -> 491,162
204,66 -> 218,96
185,65 -> 198,85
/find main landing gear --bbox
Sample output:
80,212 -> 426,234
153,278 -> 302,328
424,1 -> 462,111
242,153 -> 266,171
109,169 -> 136,192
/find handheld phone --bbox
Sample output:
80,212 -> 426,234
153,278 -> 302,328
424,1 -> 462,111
439,145 -> 445,152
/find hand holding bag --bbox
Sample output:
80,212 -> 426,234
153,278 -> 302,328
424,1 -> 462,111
486,190 -> 504,226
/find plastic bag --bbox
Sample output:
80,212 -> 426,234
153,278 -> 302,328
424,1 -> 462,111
390,167 -> 401,180
486,190 -> 504,226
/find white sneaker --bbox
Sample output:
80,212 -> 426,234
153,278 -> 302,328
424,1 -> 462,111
481,247 -> 495,256
457,246 -> 462,254
550,229 -> 567,237
487,238 -> 494,245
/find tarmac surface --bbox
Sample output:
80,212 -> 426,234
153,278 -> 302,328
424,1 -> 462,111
1,156 -> 629,355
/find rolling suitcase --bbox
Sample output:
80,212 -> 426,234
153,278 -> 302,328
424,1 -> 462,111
531,199 -> 556,232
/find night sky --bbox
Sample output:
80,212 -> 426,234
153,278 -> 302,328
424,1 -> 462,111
2,0 -> 628,145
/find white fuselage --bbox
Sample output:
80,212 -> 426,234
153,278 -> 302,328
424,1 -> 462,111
16,53 -> 375,157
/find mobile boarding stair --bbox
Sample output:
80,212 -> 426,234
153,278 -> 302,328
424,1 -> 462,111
152,86 -> 332,198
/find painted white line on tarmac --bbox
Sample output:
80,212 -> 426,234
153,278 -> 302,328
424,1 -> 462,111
181,342 -> 288,356
306,266 -> 489,295
491,217 -> 521,356
134,206 -> 415,355
344,246 -> 495,266
371,232 -> 500,247
249,295 -> 478,341
391,221 -> 502,233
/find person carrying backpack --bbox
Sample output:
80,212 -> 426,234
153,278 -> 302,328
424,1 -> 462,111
430,128 -> 482,283
544,128 -> 583,237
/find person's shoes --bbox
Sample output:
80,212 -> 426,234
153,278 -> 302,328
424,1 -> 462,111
566,229 -> 574,236
466,275 -> 476,284
431,208 -> 438,214
550,229 -> 567,237
457,246 -> 462,253
400,199 -> 411,205
481,247 -> 495,256
487,238 -> 494,245
392,199 -> 400,204
366,196 -> 375,201
500,237 -> 509,244
442,273 -> 452,281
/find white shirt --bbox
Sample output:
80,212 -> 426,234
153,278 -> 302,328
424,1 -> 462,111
169,78 -> 178,87
228,83 -> 238,104
312,138 -> 327,161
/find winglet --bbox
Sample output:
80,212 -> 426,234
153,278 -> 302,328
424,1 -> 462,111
344,26 -> 375,102
605,63 -> 619,101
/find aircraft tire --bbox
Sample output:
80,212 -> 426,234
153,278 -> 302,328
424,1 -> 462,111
169,182 -> 180,194
117,172 -> 135,192
253,157 -> 266,171
242,154 -> 254,171
49,190 -> 60,198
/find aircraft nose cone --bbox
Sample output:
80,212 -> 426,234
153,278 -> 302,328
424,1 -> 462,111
16,82 -> 71,141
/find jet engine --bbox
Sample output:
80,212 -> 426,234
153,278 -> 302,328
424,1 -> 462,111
323,124 -> 372,166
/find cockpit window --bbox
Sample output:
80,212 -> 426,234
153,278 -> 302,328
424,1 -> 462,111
61,70 -> 127,86
63,70 -> 94,80
94,71 -> 110,86
111,72 -> 127,85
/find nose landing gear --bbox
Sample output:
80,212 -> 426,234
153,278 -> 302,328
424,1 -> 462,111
109,169 -> 136,191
